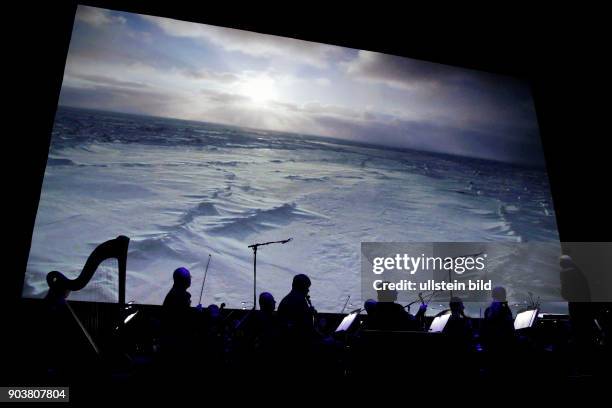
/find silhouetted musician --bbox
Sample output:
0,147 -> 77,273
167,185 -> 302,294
278,274 -> 316,339
252,292 -> 280,346
443,296 -> 473,351
163,267 -> 192,311
560,255 -> 596,348
482,286 -> 514,352
361,299 -> 378,330
368,285 -> 425,331
242,292 -> 281,355
160,267 -> 195,357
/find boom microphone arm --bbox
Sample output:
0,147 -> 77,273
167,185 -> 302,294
248,238 -> 292,249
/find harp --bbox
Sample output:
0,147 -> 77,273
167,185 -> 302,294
46,235 -> 130,307
46,235 -> 130,355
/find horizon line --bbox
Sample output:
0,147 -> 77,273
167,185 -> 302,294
56,104 -> 547,169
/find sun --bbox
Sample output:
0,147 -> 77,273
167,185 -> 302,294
240,77 -> 278,104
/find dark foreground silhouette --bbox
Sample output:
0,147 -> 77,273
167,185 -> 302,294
9,237 -> 612,401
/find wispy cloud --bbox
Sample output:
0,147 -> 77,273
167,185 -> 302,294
76,6 -> 126,27
141,14 -> 345,69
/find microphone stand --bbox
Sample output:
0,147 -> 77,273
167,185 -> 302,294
247,238 -> 292,310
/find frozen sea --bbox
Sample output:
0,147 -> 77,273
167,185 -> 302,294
24,106 -> 563,314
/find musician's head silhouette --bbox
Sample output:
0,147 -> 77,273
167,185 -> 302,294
450,296 -> 464,315
364,299 -> 377,314
173,267 -> 191,289
208,304 -> 220,319
491,286 -> 507,302
292,274 -> 311,295
377,282 -> 398,303
559,254 -> 591,302
259,292 -> 276,313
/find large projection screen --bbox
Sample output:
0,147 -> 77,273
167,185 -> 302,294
23,5 -> 560,313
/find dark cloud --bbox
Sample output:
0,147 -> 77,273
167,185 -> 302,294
267,98 -> 543,165
67,32 -> 194,74
66,73 -> 149,89
346,51 -> 460,88
184,69 -> 240,82
309,112 -> 544,166
346,50 -> 523,93
58,85 -> 188,117
346,51 -> 535,119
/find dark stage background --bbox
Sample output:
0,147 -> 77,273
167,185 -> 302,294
5,1 -> 611,307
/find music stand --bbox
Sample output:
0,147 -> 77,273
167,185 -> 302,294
428,312 -> 451,333
335,311 -> 359,333
514,309 -> 538,330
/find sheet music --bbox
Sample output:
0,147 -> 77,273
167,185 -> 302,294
428,313 -> 451,333
335,312 -> 358,332
514,309 -> 538,330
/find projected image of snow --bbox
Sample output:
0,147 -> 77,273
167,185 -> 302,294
24,6 -> 559,313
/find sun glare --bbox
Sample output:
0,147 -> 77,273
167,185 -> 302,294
240,77 -> 278,104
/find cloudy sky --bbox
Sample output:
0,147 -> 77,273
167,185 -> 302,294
59,5 -> 546,165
